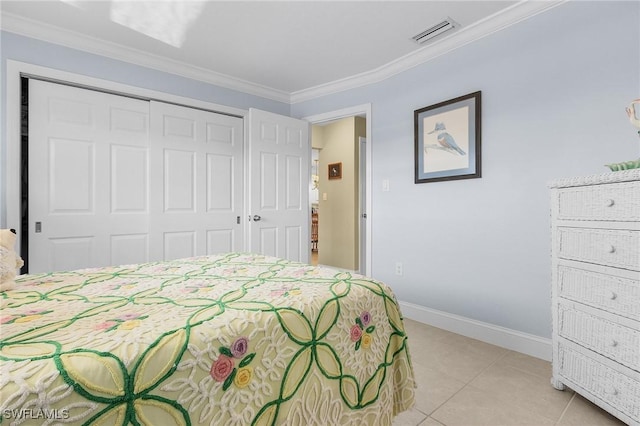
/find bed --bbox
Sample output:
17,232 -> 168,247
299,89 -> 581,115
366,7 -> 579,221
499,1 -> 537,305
0,252 -> 415,425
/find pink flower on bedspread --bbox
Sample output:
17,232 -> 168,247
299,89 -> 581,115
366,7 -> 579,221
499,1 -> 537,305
1,315 -> 14,324
211,337 -> 257,391
231,337 -> 248,358
351,311 -> 376,350
94,321 -> 118,331
210,354 -> 234,382
350,325 -> 362,342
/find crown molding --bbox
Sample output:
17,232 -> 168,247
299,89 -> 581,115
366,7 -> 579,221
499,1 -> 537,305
2,1 -> 565,106
0,12 -> 291,103
290,0 -> 567,104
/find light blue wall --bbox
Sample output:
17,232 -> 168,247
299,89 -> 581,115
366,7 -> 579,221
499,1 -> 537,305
292,1 -> 640,338
0,31 -> 290,226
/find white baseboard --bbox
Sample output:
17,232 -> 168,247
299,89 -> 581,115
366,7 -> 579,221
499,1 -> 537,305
399,301 -> 552,361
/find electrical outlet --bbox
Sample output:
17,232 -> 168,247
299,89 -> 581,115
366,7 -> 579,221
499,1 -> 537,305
395,262 -> 403,276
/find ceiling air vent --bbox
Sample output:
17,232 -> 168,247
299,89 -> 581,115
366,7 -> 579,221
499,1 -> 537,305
412,18 -> 458,45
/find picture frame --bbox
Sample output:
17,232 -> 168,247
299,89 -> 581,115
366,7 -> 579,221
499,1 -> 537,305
414,91 -> 481,183
328,162 -> 342,180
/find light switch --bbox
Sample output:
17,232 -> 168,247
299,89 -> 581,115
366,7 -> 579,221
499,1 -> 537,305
322,192 -> 328,201
382,179 -> 390,192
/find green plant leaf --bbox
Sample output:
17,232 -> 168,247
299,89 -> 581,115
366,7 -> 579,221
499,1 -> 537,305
240,353 -> 255,368
219,347 -> 233,357
223,368 -> 237,391
355,340 -> 361,351
355,317 -> 363,328
366,325 -> 375,334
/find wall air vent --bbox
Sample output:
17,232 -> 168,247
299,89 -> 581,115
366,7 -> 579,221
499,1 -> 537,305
412,18 -> 458,45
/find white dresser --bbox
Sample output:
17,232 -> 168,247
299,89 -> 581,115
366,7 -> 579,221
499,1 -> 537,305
550,169 -> 640,426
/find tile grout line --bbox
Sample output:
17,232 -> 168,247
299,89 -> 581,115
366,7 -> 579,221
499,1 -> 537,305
428,349 -> 510,425
554,392 -> 577,426
403,321 -> 622,426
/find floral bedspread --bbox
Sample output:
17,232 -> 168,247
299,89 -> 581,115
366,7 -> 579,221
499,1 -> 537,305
0,253 -> 415,425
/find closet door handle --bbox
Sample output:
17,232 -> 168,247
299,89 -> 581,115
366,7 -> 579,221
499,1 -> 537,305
252,215 -> 262,222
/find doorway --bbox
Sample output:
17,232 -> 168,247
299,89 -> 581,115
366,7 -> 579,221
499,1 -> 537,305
304,104 -> 372,276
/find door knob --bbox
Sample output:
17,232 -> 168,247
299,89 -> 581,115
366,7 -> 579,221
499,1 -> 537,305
253,215 -> 261,222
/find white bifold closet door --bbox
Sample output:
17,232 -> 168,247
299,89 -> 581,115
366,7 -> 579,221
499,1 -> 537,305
29,79 -> 151,273
28,80 -> 244,273
149,101 -> 243,261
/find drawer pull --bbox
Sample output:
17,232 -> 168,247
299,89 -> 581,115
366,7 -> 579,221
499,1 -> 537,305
607,290 -> 617,300
604,198 -> 615,207
609,339 -> 618,347
605,244 -> 616,253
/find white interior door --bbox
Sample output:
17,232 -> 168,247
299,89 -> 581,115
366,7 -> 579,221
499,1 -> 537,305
149,101 -> 244,261
248,108 -> 310,263
28,79 -> 150,273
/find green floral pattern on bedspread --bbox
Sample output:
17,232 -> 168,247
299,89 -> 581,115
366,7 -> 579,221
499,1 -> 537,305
0,253 -> 415,425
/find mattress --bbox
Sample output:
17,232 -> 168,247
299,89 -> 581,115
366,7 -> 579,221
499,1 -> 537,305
0,253 -> 415,425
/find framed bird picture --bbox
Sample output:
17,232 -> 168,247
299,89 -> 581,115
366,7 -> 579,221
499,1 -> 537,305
414,91 -> 481,183
328,162 -> 342,180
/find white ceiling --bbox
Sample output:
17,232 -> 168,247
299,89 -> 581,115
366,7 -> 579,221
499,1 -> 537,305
0,1 -> 562,103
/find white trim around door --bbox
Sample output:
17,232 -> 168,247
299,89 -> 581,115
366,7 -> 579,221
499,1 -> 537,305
302,104 -> 372,277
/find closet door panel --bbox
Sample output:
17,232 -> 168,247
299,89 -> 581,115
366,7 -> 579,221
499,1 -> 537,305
111,145 -> 147,213
163,149 -> 197,212
29,79 -> 150,273
111,234 -> 148,266
48,138 -> 95,213
149,101 -> 244,261
206,154 -> 234,211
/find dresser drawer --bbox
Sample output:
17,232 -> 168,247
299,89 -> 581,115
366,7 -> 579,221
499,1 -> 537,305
556,181 -> 640,222
557,227 -> 640,271
558,303 -> 640,371
557,265 -> 640,321
557,342 -> 640,423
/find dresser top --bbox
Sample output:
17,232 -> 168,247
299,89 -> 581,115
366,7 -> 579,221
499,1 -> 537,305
549,168 -> 640,188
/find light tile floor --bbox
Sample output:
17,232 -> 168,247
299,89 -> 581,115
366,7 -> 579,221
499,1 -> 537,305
393,319 -> 628,426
